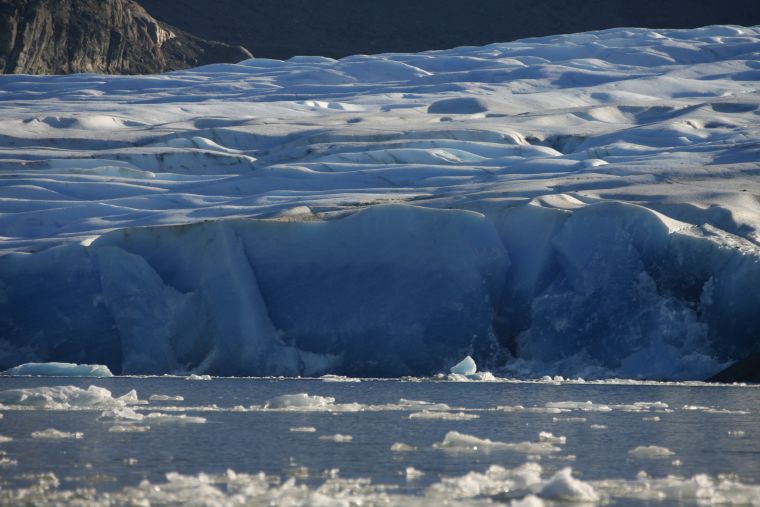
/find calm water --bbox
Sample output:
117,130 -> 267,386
0,377 -> 758,505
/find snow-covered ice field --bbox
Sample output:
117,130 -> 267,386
1,26 -> 760,379
1,377 -> 760,506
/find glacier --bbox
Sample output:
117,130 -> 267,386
1,25 -> 760,379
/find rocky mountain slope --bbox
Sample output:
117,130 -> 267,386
0,0 -> 251,74
138,0 -> 760,60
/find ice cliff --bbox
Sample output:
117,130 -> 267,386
1,25 -> 759,378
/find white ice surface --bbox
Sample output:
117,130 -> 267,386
2,362 -> 113,377
0,385 -> 134,410
1,25 -> 760,379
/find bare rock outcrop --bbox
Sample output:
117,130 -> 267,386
0,0 -> 252,74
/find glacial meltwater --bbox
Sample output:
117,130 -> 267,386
0,376 -> 759,505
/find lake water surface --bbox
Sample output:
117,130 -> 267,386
0,376 -> 758,505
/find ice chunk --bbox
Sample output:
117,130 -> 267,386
552,417 -> 587,423
0,457 -> 17,467
149,394 -> 184,402
0,385 -> 128,410
450,356 -> 477,376
143,413 -> 206,424
289,426 -> 317,433
405,467 -> 425,480
99,407 -> 144,422
538,432 -> 566,445
390,442 -> 416,452
537,468 -> 598,502
433,431 -> 560,453
427,463 -> 543,499
264,393 -> 335,410
31,428 -> 83,439
628,445 -> 675,458
409,411 -> 479,420
108,425 -> 151,433
545,401 -> 612,412
2,362 -> 113,377
319,434 -> 352,442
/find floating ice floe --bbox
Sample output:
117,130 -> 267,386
409,411 -> 479,421
143,413 -> 206,424
628,445 -> 675,458
318,434 -> 352,442
149,394 -> 185,402
0,385 -> 137,410
31,428 -> 83,439
2,362 -> 112,377
433,431 -> 561,454
405,467 -> 425,481
108,425 -> 150,433
289,426 -> 317,433
264,393 -> 336,410
538,432 -> 566,445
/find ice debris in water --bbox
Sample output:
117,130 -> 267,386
31,428 -> 83,439
318,434 -> 353,442
108,425 -> 150,433
538,432 -> 566,445
405,467 -> 425,480
99,406 -> 144,422
545,401 -> 612,412
289,426 -> 317,433
628,445 -> 675,458
0,385 -> 135,410
2,362 -> 112,377
144,413 -> 206,424
4,461 -> 760,505
727,430 -> 745,438
426,463 -> 596,502
537,468 -> 599,502
409,411 -> 479,420
149,394 -> 184,402
450,356 -> 477,375
264,393 -> 336,410
390,442 -> 417,452
433,431 -> 561,454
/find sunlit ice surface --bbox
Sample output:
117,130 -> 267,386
1,25 -> 760,381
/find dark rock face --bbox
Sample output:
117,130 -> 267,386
138,0 -> 760,60
0,0 -> 252,74
707,353 -> 760,384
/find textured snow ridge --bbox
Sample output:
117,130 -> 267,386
1,26 -> 760,379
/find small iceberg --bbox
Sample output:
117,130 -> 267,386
450,356 -> 477,376
2,362 -> 113,378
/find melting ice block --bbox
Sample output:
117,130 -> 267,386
2,362 -> 113,377
450,356 -> 477,376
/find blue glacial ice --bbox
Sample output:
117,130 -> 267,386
2,362 -> 113,377
1,25 -> 760,379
